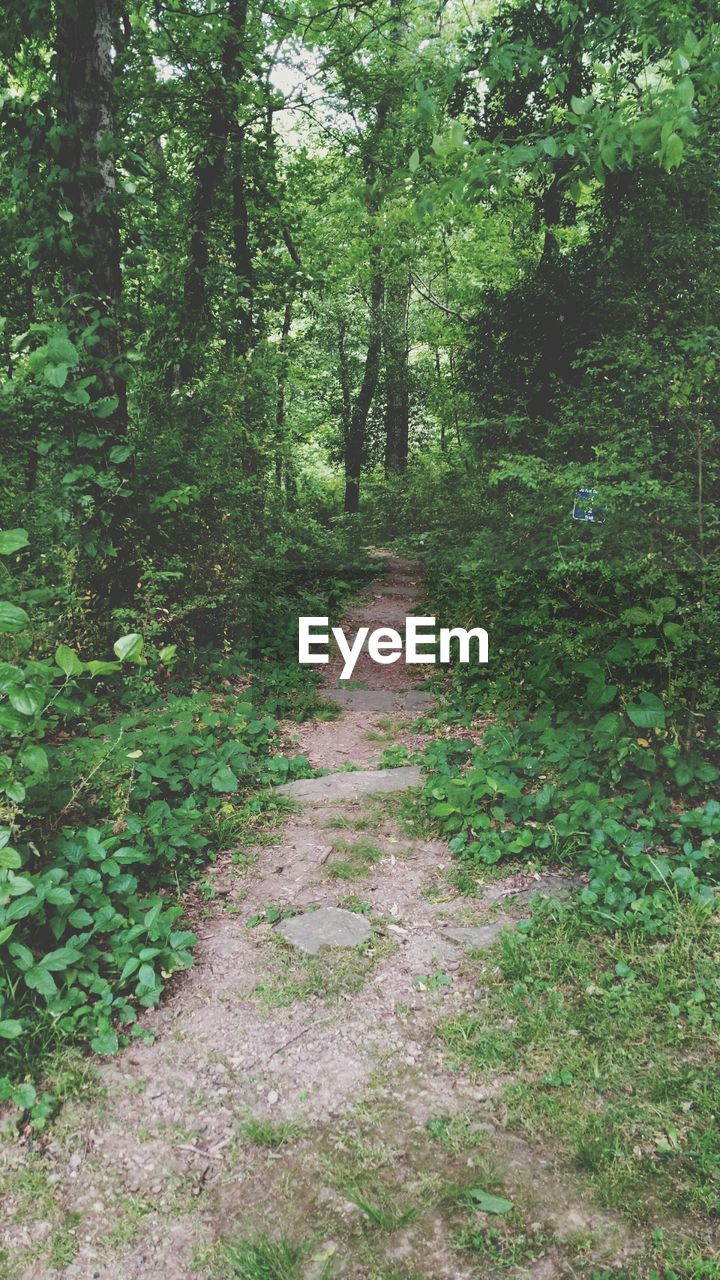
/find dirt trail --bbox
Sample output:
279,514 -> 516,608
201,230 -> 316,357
1,553 -> 632,1280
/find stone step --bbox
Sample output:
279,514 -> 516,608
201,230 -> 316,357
319,689 -> 433,713
275,765 -> 422,804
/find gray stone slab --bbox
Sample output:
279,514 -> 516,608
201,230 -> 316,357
493,873 -> 586,906
441,922 -> 511,950
322,689 -> 433,712
275,766 -> 422,804
278,906 -> 372,955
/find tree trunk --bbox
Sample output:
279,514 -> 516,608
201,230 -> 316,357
178,0 -> 252,380
55,0 -> 126,430
383,268 -> 410,473
343,263 -> 383,514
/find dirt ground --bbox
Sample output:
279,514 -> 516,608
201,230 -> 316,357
0,554 -> 639,1280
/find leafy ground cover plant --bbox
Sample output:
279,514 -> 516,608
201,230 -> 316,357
0,528 -> 352,1126
423,706 -> 720,932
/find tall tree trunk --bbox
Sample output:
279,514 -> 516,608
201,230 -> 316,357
178,0 -> 252,381
343,262 -> 383,514
55,0 -> 126,430
383,268 -> 410,473
56,0 -> 137,610
178,126 -> 226,382
230,127 -> 255,354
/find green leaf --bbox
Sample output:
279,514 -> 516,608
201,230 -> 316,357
409,148 -> 420,173
138,962 -> 157,989
19,746 -> 48,773
0,529 -> 29,556
93,396 -> 119,419
159,644 -> 177,663
0,602 -> 29,634
466,1189 -> 514,1214
41,945 -> 82,970
622,607 -> 651,626
664,133 -> 684,171
55,644 -> 84,676
212,765 -> 239,792
45,887 -> 75,906
90,1029 -> 118,1054
113,633 -> 145,664
0,847 -> 22,870
25,965 -> 58,997
44,363 -> 69,388
627,693 -> 666,730
86,660 -> 121,676
0,1019 -> 23,1039
109,444 -> 132,463
570,94 -> 593,116
69,908 -> 94,928
8,687 -> 41,717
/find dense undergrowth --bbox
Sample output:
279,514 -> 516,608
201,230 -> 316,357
0,523 -> 373,1126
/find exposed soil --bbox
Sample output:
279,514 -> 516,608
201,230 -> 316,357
0,553 -> 640,1280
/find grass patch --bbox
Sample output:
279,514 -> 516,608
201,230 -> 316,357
224,1233 -> 312,1279
454,1210 -> 554,1266
327,836 -> 384,880
240,1117 -> 308,1147
341,1177 -> 418,1231
439,901 -> 720,1224
252,936 -> 395,1008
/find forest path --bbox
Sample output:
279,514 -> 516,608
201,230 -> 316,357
2,555 -> 633,1280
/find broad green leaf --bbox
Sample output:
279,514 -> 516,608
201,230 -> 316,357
0,1019 -> 23,1039
409,148 -> 420,172
212,765 -> 239,792
25,964 -> 57,997
55,644 -> 84,676
8,687 -> 41,717
571,94 -> 593,115
622,607 -> 651,626
5,871 -> 32,895
0,529 -> 29,555
90,1029 -> 119,1054
0,602 -> 29,634
93,396 -> 119,419
40,945 -> 82,970
113,633 -> 145,664
19,746 -> 48,773
627,693 -> 666,729
86,660 -> 121,676
466,1189 -> 514,1214
664,133 -> 684,170
44,362 -> 69,388
0,848 -> 22,870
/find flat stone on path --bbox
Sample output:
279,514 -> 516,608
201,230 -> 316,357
321,689 -> 434,713
278,906 -> 372,955
276,765 -> 422,804
440,921 -> 511,950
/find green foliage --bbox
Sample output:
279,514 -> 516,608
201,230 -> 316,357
424,707 -> 719,931
0,532 -> 317,1122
